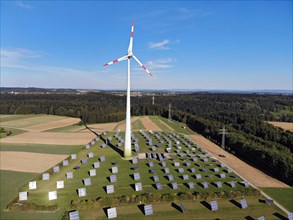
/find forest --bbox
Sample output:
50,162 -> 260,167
1,92 -> 292,185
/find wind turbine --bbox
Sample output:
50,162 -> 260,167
103,21 -> 153,159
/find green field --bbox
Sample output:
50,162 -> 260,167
1,115 -> 67,128
0,127 -> 27,139
2,130 -> 284,219
261,187 -> 293,211
132,118 -> 146,130
0,143 -> 82,155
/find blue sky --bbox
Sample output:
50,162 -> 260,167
1,1 -> 292,90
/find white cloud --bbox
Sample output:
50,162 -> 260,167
15,1 -> 32,9
148,40 -> 170,50
1,48 -> 43,65
146,58 -> 176,70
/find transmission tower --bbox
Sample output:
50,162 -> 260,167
219,126 -> 228,157
168,103 -> 171,121
152,96 -> 155,105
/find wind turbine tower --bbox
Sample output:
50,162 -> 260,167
103,21 -> 153,159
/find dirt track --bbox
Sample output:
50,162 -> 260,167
0,151 -> 68,173
189,134 -> 289,188
1,132 -> 95,145
141,116 -> 161,131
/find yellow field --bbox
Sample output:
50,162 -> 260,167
267,121 -> 293,132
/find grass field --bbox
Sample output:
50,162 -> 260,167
8,130 -> 285,219
0,114 -> 41,123
0,143 -> 82,155
261,187 -> 293,211
0,127 -> 27,139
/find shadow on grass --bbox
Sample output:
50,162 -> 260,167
137,204 -> 145,215
244,216 -> 254,220
229,199 -> 241,208
273,212 -> 287,220
103,207 -> 110,218
171,202 -> 184,213
200,201 -> 211,210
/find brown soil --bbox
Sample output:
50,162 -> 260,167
189,134 -> 289,188
140,116 -> 161,131
0,151 -> 68,173
1,132 -> 95,145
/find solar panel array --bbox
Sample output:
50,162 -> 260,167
29,181 -> 37,189
288,213 -> 293,220
93,162 -> 100,168
19,191 -> 28,201
66,172 -> 73,179
106,185 -> 114,194
48,191 -> 57,200
71,154 -> 77,160
78,188 -> 86,197
112,166 -> 118,174
89,169 -> 96,176
135,182 -> 143,191
83,178 -> 91,186
133,172 -> 140,180
258,216 -> 265,220
53,166 -> 60,173
42,173 -> 50,181
88,152 -> 94,158
109,175 -> 117,183
57,180 -> 64,189
63,160 -> 69,166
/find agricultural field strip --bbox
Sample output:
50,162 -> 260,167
0,132 -> 96,145
158,118 -> 174,131
267,121 -> 293,132
23,118 -> 80,132
140,116 -> 162,131
0,151 -> 68,173
1,115 -> 67,129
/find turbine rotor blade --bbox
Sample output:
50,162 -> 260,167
127,21 -> 134,54
103,55 -> 128,67
132,55 -> 153,77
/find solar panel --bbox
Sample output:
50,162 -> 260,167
29,181 -> 37,189
42,173 -> 50,181
171,182 -> 178,189
182,174 -> 189,180
132,158 -> 138,164
190,168 -> 196,173
81,158 -> 88,164
93,162 -> 100,168
66,172 -> 73,179
241,181 -> 249,187
135,182 -> 142,191
164,168 -> 170,174
240,199 -> 248,209
178,168 -> 184,173
85,144 -> 90,149
69,210 -> 80,220
152,146 -> 156,151
288,213 -> 293,220
168,174 -> 174,181
156,183 -> 163,190
227,168 -> 233,173
53,166 -> 60,173
107,207 -> 117,219
180,203 -> 185,213
195,174 -> 202,179
229,181 -> 236,188
88,152 -> 94,158
57,180 -> 64,189
106,185 -> 114,194
118,143 -> 122,147
213,167 -> 220,172
161,161 -> 167,167
192,158 -> 198,162
110,175 -> 117,183
133,172 -> 140,180
108,136 -> 112,141
112,166 -> 118,174
144,204 -> 153,215
152,153 -> 157,159
91,140 -> 95,145
95,137 -> 100,142
63,160 -> 69,166
100,156 -> 106,162
210,201 -> 218,211
71,154 -> 77,160
19,191 -> 28,201
203,158 -> 208,162
78,188 -> 86,197
201,168 -> 208,172
149,162 -> 154,167
258,216 -> 265,220
185,162 -> 191,167
89,169 -> 96,176
83,178 -> 91,186
48,191 -> 57,200
188,182 -> 194,189
166,148 -> 171,153
215,181 -> 222,188
174,162 -> 180,167
220,163 -> 226,168
135,145 -> 140,152
202,182 -> 208,189
153,175 -> 160,182
216,171 -> 225,178
102,143 -> 107,148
